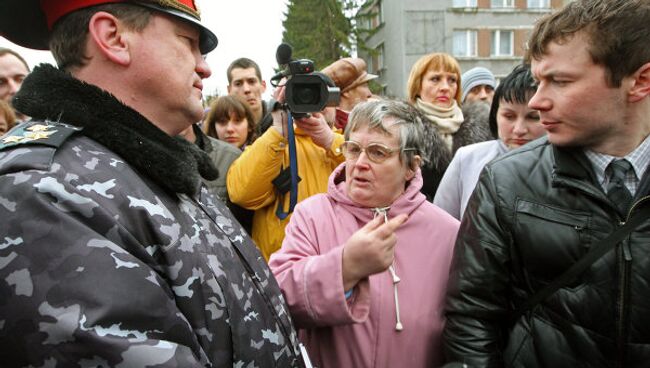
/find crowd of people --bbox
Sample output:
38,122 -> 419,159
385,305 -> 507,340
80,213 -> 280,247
0,0 -> 649,367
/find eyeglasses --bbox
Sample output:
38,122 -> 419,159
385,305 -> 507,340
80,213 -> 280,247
340,141 -> 416,164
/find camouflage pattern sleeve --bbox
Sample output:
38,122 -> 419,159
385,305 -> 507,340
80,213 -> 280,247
0,153 -> 209,367
0,116 -> 305,366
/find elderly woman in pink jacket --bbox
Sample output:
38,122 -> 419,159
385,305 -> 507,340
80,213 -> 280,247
269,99 -> 460,367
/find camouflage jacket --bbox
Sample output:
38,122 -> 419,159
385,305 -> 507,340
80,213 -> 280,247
0,65 -> 303,367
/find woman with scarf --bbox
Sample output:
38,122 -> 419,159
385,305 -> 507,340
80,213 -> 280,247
269,100 -> 459,368
406,52 -> 464,199
433,63 -> 545,220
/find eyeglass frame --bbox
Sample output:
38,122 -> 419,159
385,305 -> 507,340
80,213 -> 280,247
339,140 -> 417,164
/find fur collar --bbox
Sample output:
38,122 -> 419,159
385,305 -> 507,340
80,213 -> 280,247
13,64 -> 218,197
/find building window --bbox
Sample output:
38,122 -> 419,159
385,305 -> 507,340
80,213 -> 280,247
370,43 -> 385,74
490,0 -> 515,8
453,0 -> 477,7
491,30 -> 513,56
453,30 -> 477,57
370,0 -> 383,28
527,0 -> 550,8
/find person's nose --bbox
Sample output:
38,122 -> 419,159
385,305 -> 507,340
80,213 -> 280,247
8,79 -> 21,96
364,85 -> 372,99
478,87 -> 488,101
354,149 -> 372,168
226,122 -> 236,133
439,79 -> 450,91
528,86 -> 551,112
243,83 -> 253,94
513,117 -> 528,136
196,55 -> 211,79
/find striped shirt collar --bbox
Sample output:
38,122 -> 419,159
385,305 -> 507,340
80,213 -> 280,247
584,134 -> 650,195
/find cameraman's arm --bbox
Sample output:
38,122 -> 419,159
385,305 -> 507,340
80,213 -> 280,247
227,84 -> 292,210
227,127 -> 287,210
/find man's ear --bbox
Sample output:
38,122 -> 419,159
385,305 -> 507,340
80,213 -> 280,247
227,85 -> 232,93
261,79 -> 267,93
87,11 -> 132,66
628,62 -> 650,103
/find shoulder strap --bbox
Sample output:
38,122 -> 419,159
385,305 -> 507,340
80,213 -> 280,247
275,113 -> 300,220
513,205 -> 650,322
0,121 -> 81,151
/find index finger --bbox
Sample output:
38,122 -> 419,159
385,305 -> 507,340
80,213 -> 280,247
361,214 -> 385,232
373,214 -> 408,237
273,80 -> 287,103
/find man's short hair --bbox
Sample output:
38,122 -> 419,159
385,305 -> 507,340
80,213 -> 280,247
226,58 -> 262,84
49,4 -> 152,71
0,47 -> 30,72
526,0 -> 650,87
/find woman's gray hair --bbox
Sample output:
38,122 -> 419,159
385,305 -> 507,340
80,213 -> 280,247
345,99 -> 425,169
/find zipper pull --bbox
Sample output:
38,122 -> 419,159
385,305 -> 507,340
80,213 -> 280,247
623,242 -> 632,262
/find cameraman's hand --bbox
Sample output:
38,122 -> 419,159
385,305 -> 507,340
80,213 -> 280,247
272,80 -> 288,135
294,112 -> 334,149
341,214 -> 408,291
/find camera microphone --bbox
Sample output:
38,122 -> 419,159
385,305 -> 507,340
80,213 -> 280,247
271,43 -> 340,114
271,43 -> 295,85
276,43 -> 293,66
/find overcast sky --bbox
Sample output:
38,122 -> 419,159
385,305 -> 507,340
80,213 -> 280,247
0,0 -> 287,98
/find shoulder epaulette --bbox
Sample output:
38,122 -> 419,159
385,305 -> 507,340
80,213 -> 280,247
0,120 -> 82,151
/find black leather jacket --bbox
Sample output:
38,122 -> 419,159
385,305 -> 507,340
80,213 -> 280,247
443,137 -> 650,367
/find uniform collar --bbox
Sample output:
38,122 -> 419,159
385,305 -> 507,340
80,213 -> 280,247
12,64 -> 218,197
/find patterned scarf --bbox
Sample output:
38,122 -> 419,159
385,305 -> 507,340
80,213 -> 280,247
415,98 -> 464,151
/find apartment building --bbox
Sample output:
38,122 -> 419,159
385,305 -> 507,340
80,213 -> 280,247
358,0 -> 567,98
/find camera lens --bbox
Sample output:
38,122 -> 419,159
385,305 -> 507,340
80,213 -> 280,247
293,83 -> 320,105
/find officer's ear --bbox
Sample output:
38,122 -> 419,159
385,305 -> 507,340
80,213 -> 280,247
87,11 -> 131,67
628,62 -> 650,103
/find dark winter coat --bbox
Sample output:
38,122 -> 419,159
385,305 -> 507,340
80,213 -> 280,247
419,102 -> 491,201
420,119 -> 452,201
452,101 -> 492,155
444,137 -> 650,367
0,65 -> 303,367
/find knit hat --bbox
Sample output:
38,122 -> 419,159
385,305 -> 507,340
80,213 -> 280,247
0,0 -> 218,54
461,67 -> 496,102
322,58 -> 377,93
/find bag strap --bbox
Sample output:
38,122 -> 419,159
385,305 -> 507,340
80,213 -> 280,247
513,205 -> 650,322
275,112 -> 300,220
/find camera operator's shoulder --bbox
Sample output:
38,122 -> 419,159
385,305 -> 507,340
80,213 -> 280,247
0,120 -> 82,175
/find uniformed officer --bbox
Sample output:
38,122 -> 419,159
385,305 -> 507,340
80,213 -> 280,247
0,1 -> 305,366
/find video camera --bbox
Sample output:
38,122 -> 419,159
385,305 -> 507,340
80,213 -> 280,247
271,43 -> 340,116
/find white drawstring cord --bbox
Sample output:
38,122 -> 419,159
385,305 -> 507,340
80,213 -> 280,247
388,265 -> 403,331
372,207 -> 404,332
